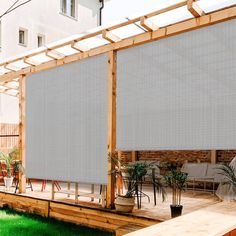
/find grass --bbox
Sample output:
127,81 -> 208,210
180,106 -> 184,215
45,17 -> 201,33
0,208 -> 113,236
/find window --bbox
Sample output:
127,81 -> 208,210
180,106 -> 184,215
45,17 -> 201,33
61,0 -> 76,18
37,34 -> 45,47
19,28 -> 27,46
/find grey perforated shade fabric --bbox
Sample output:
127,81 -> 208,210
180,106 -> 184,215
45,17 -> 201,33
26,54 -> 108,184
117,19 -> 236,151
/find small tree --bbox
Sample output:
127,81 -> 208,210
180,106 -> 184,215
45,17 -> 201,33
165,166 -> 188,206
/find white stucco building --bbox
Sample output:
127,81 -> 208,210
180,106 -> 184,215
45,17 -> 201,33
0,0 -> 102,123
0,0 -> 101,59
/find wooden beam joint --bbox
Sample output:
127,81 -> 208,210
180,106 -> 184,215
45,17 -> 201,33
71,41 -> 90,52
46,50 -> 65,60
140,16 -> 159,31
102,30 -> 121,43
187,0 -> 205,17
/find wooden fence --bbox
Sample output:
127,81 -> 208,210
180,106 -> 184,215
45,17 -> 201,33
0,123 -> 19,153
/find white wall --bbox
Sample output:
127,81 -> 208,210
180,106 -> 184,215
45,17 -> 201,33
0,0 -> 100,59
0,0 -> 100,124
0,95 -> 18,124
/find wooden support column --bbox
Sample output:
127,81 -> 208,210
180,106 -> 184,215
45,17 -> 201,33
19,75 -> 26,193
211,150 -> 217,164
131,151 -> 138,162
106,50 -> 117,208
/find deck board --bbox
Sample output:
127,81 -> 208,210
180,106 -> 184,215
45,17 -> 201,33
125,202 -> 236,236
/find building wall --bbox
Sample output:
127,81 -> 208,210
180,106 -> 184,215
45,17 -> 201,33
0,0 -> 100,59
0,0 -> 100,123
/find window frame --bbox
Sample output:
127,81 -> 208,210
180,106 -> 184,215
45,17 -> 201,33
18,28 -> 28,47
37,34 -> 45,47
60,0 -> 78,20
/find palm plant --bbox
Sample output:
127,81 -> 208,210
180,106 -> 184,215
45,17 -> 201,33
165,166 -> 188,206
217,164 -> 236,188
0,149 -> 24,178
125,161 -> 149,197
0,151 -> 15,178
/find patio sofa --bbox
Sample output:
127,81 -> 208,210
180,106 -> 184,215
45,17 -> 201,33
181,163 -> 224,193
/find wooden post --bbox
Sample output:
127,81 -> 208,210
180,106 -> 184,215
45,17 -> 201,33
75,183 -> 79,204
67,182 -> 71,197
106,51 -> 117,208
19,75 -> 26,193
131,151 -> 138,162
51,181 -> 55,200
117,151 -> 123,195
211,150 -> 217,164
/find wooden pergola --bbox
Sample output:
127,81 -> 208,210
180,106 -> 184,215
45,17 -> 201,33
0,0 -> 235,208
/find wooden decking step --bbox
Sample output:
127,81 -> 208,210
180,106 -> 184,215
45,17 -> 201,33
116,224 -> 145,236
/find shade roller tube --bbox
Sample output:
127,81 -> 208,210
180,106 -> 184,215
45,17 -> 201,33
117,19 -> 236,151
26,54 -> 108,184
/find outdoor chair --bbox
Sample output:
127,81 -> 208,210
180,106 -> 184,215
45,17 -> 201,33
203,164 -> 223,192
181,163 -> 208,192
181,163 -> 223,193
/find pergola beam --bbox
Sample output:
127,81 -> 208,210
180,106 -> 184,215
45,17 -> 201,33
71,41 -> 90,52
46,50 -> 66,60
187,0 -> 205,17
1,5 -> 235,83
24,57 -> 40,66
0,0 -> 206,70
102,30 -> 121,43
140,16 -> 159,31
0,4 -> 235,84
0,90 -> 18,97
4,63 -> 21,72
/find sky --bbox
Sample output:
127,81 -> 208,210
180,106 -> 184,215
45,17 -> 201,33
1,0 -> 236,124
103,0 -> 236,25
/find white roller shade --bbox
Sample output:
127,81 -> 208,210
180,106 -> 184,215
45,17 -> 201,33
117,19 -> 236,151
26,54 -> 108,184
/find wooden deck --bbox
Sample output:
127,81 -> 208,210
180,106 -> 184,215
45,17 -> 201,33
125,202 -> 236,236
0,180 -> 221,235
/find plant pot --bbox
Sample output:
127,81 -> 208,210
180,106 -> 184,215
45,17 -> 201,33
4,177 -> 13,190
170,205 -> 183,218
115,195 -> 135,213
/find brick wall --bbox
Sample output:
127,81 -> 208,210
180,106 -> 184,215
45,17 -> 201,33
217,150 -> 236,163
120,150 -> 236,164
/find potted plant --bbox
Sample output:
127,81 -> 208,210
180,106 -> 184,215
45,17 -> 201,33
165,164 -> 188,218
0,151 -> 15,190
217,163 -> 236,200
115,161 -> 150,212
110,154 -> 166,212
0,149 -> 23,191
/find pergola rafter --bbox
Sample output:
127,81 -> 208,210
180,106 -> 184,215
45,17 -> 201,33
0,0 -> 218,98
0,0 -> 234,209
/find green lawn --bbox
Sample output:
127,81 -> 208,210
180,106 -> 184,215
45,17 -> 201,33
0,208 -> 113,236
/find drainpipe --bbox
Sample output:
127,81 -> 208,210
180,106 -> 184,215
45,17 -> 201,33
99,0 -> 104,26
